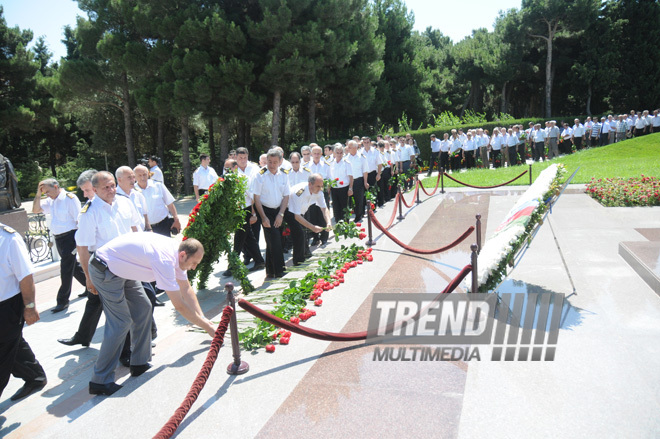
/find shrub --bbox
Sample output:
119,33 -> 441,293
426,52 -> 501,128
586,175 -> 660,207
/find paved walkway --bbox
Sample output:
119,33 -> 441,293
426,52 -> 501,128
2,177 -> 659,438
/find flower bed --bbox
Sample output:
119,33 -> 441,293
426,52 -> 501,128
240,244 -> 373,351
585,175 -> 660,207
473,163 -> 566,293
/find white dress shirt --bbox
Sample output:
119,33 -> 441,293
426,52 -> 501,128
117,186 -> 149,230
75,196 -> 141,251
329,158 -> 353,188
0,224 -> 34,301
150,166 -> 164,183
288,167 -> 311,187
192,165 -> 219,190
346,152 -> 368,180
40,190 -> 81,235
252,168 -> 290,209
138,180 -> 175,224
287,182 -> 327,216
308,160 -> 330,179
572,123 -> 585,137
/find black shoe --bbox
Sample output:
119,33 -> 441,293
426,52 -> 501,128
119,355 -> 131,367
243,257 -> 251,265
274,272 -> 285,279
10,379 -> 46,401
153,299 -> 165,307
310,238 -> 320,246
321,240 -> 328,246
52,303 -> 69,313
249,262 -> 265,272
78,291 -> 88,298
58,335 -> 90,348
222,269 -> 232,277
89,381 -> 122,396
130,363 -> 152,377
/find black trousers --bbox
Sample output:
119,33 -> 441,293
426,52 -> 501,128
427,151 -> 440,176
261,206 -> 285,277
54,229 -> 87,306
599,133 -> 609,146
517,144 -> 526,164
283,210 -> 305,264
574,137 -> 582,150
440,152 -> 450,172
331,186 -> 350,222
465,151 -> 476,169
451,152 -> 462,171
307,204 -> 329,243
0,294 -> 46,397
351,177 -> 365,222
533,142 -> 544,161
234,207 -> 264,264
379,167 -> 392,204
151,217 -> 174,236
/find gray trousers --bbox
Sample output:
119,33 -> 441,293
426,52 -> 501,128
547,137 -> 559,159
89,263 -> 152,384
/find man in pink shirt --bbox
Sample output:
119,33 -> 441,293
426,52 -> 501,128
87,233 -> 214,395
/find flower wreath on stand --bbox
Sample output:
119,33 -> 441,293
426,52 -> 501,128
182,173 -> 254,293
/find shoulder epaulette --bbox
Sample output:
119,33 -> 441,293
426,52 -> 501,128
344,158 -> 351,164
66,192 -> 76,199
3,225 -> 16,234
302,167 -> 311,172
116,193 -> 129,198
296,188 -> 305,196
80,200 -> 91,213
259,167 -> 267,175
133,186 -> 142,193
280,167 -> 290,174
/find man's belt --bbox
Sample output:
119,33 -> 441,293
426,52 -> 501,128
90,254 -> 108,272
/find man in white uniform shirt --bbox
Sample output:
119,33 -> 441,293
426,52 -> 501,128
427,134 -> 441,177
0,223 -> 47,401
224,149 -> 265,276
134,165 -> 182,236
599,117 -> 610,146
651,109 -> 660,133
147,156 -> 164,184
572,119 -> 585,150
288,152 -> 311,187
116,166 -> 150,231
32,178 -> 85,312
307,145 -> 331,245
546,121 -> 560,159
193,153 -> 219,202
345,140 -> 369,223
252,149 -> 290,279
59,171 -> 140,361
88,234 -> 214,396
329,144 -> 353,221
532,123 -> 546,162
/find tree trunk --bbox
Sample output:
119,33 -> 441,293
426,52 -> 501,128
586,83 -> 592,116
271,90 -> 281,146
121,71 -> 136,167
460,88 -> 472,118
544,29 -> 554,118
500,81 -> 508,114
308,90 -> 316,143
157,116 -> 165,172
238,118 -> 246,148
280,100 -> 286,147
245,123 -> 253,156
220,120 -> 229,161
49,144 -> 57,177
181,117 -> 192,195
208,117 -> 218,169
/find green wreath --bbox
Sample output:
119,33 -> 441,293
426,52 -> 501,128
182,172 -> 254,293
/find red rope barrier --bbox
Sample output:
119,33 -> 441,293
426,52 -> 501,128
399,180 -> 419,208
153,306 -> 233,439
378,193 -> 400,229
443,169 -> 528,189
420,173 -> 442,196
237,264 -> 472,341
369,209 -> 474,255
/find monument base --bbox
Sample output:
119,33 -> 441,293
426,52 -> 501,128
0,208 -> 28,237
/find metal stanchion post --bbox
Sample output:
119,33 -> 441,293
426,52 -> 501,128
470,244 -> 479,294
415,176 -> 421,205
225,282 -> 249,375
529,164 -> 532,185
366,209 -> 375,246
397,185 -> 404,220
440,167 -> 445,194
475,214 -> 482,253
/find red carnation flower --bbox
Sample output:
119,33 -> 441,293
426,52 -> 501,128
314,298 -> 323,306
290,316 -> 300,324
266,344 -> 276,352
355,222 -> 362,227
279,337 -> 290,345
340,181 -> 344,185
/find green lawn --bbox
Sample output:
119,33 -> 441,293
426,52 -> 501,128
421,133 -> 660,188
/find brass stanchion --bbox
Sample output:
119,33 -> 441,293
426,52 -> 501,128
440,167 -> 445,194
529,164 -> 533,185
366,208 -> 375,246
225,282 -> 249,375
470,244 -> 479,294
415,176 -> 421,205
397,185 -> 404,220
475,214 -> 482,253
